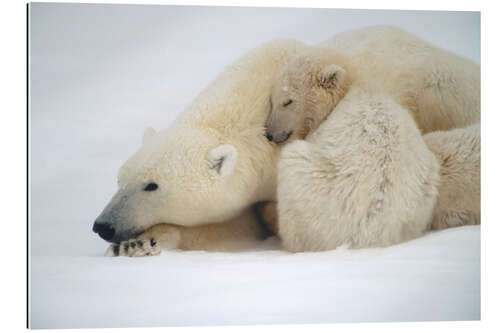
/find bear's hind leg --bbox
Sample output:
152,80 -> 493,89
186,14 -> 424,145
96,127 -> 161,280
423,124 -> 480,230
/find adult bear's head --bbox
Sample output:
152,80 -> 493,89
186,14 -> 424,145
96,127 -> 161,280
93,125 -> 277,243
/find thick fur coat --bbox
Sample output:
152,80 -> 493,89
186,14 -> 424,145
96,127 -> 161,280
94,26 -> 479,256
269,26 -> 479,251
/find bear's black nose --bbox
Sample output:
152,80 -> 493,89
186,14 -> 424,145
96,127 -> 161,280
265,131 -> 273,142
92,221 -> 115,241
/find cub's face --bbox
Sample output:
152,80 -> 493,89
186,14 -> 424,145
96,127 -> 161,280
267,82 -> 308,144
265,61 -> 346,144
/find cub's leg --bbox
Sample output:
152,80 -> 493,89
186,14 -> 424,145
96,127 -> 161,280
423,124 -> 480,229
277,88 -> 440,252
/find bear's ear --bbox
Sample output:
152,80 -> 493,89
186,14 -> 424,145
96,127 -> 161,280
209,144 -> 238,177
318,64 -> 346,89
142,127 -> 158,146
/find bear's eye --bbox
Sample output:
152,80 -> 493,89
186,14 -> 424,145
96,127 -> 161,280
144,182 -> 158,191
283,99 -> 293,107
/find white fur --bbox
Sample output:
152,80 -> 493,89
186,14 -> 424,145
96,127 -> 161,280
272,26 -> 479,251
97,39 -> 305,248
98,26 -> 479,254
278,88 -> 440,251
319,64 -> 346,88
142,127 -> 158,146
424,124 -> 480,229
209,144 -> 238,177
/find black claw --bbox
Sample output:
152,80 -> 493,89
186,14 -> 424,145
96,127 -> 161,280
137,240 -> 144,247
146,252 -> 151,256
124,243 -> 129,252
112,244 -> 119,256
150,238 -> 157,247
130,242 -> 136,248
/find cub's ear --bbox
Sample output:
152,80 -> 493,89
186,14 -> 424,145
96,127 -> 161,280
318,64 -> 346,89
142,127 -> 158,146
209,144 -> 238,177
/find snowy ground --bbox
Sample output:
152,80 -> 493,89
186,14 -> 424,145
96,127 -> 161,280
28,4 -> 480,329
31,226 -> 480,329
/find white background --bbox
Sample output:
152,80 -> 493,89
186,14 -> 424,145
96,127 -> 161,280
2,0 -> 498,332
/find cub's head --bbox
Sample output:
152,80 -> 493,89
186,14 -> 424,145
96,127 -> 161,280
265,54 -> 348,144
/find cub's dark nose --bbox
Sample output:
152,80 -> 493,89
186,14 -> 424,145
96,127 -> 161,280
265,131 -> 273,142
92,221 -> 115,241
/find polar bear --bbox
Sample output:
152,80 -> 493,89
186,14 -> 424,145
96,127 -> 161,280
93,40 -> 306,256
276,87 -> 441,251
262,26 -> 480,251
94,26 -> 479,256
265,54 -> 350,143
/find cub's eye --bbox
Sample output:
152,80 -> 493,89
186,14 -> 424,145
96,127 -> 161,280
144,182 -> 158,191
283,99 -> 293,107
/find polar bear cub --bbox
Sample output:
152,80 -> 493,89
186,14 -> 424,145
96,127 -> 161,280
265,52 -> 351,143
264,51 -> 479,251
276,86 -> 441,251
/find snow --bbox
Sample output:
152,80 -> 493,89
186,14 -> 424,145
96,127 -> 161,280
28,3 -> 480,329
31,227 -> 480,328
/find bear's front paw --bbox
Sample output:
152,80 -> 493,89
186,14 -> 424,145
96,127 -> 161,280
105,237 -> 162,257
